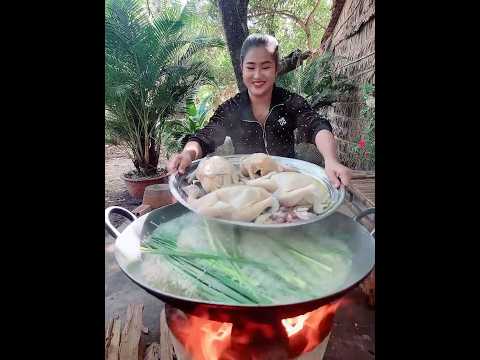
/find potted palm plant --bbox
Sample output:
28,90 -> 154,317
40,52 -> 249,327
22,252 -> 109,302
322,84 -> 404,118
105,0 -> 223,199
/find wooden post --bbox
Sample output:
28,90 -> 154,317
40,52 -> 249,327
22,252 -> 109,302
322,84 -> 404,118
345,170 -> 375,307
160,308 -> 175,360
119,304 -> 145,360
105,314 -> 122,360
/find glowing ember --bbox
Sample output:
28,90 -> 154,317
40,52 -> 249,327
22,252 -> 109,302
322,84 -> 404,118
282,314 -> 308,337
199,322 -> 232,359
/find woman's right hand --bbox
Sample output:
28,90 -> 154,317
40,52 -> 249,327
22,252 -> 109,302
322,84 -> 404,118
167,150 -> 194,175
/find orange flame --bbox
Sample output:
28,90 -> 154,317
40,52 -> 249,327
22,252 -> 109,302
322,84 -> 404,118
283,300 -> 343,357
168,299 -> 345,359
169,309 -> 233,360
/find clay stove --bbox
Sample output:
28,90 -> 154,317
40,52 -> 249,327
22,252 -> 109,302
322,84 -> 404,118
165,301 -> 342,360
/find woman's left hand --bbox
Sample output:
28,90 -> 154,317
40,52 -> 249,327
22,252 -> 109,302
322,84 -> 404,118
325,159 -> 352,188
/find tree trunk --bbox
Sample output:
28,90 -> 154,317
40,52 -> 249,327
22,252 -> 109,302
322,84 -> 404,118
278,49 -> 312,76
218,0 -> 249,92
218,0 -> 314,91
133,138 -> 159,176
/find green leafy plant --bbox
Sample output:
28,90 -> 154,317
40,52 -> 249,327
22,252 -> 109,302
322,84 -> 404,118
105,117 -> 120,145
105,0 -> 223,176
277,51 -> 355,110
160,93 -> 213,156
351,83 -> 375,169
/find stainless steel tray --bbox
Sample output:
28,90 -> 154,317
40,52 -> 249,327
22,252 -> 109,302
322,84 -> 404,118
169,155 -> 345,228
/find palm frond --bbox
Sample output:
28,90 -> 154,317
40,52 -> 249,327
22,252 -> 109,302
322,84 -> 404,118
277,51 -> 355,108
105,0 -> 220,175
176,36 -> 225,65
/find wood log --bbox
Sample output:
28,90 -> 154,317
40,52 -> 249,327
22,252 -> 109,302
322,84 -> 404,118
160,309 -> 175,360
105,314 -> 122,360
119,304 -> 145,360
144,343 -> 160,360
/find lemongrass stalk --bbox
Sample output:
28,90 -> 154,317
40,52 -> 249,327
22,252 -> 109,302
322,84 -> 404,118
141,247 -> 271,268
203,220 -> 255,291
285,246 -> 333,273
168,257 -> 257,304
170,256 -> 266,303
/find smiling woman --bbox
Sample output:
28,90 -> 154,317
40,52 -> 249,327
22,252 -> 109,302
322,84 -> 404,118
240,34 -> 279,100
168,33 -> 352,189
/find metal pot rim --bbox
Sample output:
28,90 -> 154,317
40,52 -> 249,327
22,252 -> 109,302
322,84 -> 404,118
109,206 -> 375,312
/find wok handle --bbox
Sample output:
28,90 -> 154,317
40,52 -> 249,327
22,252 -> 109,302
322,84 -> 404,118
105,206 -> 137,239
354,207 -> 375,237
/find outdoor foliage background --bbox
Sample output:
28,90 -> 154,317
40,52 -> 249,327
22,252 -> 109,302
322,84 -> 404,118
106,0 -> 375,170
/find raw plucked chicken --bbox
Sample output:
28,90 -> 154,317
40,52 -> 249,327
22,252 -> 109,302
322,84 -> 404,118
246,172 -> 330,214
240,153 -> 286,179
189,185 -> 277,222
196,156 -> 239,193
180,154 -> 332,224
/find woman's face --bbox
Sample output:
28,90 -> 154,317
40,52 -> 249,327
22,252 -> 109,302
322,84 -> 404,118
242,46 -> 277,98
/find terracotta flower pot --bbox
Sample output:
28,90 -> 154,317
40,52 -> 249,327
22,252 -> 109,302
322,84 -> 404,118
132,183 -> 177,216
121,172 -> 169,200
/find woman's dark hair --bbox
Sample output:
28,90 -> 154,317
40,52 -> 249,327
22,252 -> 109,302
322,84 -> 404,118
240,34 -> 279,70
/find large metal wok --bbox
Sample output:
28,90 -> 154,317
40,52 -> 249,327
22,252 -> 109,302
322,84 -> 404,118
105,203 -> 375,322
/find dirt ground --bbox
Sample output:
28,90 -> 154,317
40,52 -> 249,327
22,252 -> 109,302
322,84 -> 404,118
105,144 -> 139,210
105,144 -> 171,221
